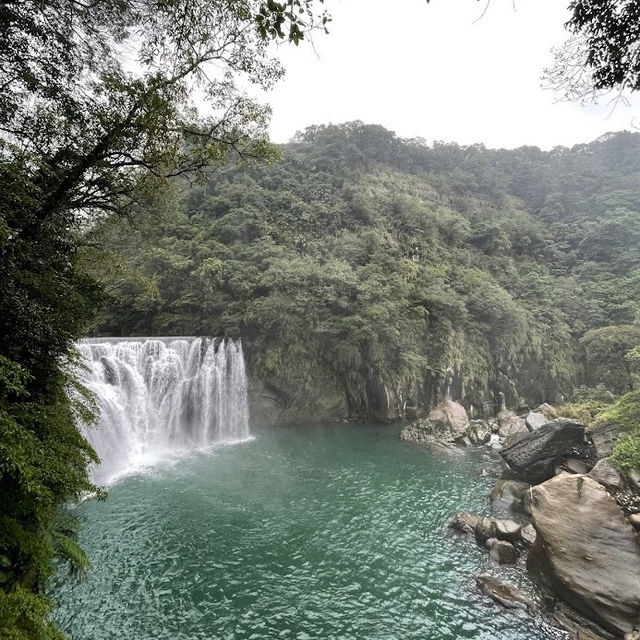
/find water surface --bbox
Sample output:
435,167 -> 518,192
52,424 -> 565,640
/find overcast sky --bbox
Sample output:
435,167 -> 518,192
261,0 -> 640,149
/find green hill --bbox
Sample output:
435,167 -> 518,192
87,123 -> 640,424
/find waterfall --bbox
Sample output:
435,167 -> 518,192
76,337 -> 250,484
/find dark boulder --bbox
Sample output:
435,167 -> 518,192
500,419 -> 597,484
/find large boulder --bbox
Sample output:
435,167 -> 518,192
527,474 -> 640,638
500,419 -> 597,484
496,410 -> 528,438
427,400 -> 470,439
400,400 -> 469,444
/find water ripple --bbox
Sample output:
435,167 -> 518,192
52,425 -> 566,640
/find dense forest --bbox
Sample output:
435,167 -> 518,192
88,123 -> 640,425
4,1 -> 640,638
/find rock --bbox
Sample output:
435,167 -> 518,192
428,400 -> 470,439
475,515 -> 521,544
536,403 -> 558,420
553,602 -> 619,640
400,400 -> 469,444
497,410 -> 528,439
564,457 -> 591,475
628,513 -> 640,530
502,430 -> 529,448
527,474 -> 640,638
500,419 -> 597,484
456,435 -> 472,447
495,519 -> 521,542
484,536 -> 496,549
489,479 -> 530,513
448,511 -> 480,536
487,539 -> 518,564
588,458 -> 623,491
525,411 -> 548,431
488,433 -> 502,450
520,523 -> 536,546
467,419 -> 491,445
449,513 -> 522,545
475,574 -> 533,611
590,422 -> 619,459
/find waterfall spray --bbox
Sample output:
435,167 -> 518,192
76,337 -> 250,483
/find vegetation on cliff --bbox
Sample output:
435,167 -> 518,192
88,124 -> 640,425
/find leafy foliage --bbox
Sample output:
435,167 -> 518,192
580,325 -> 640,393
89,124 -> 640,421
0,0 -> 330,636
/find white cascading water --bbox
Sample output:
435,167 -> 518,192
76,337 -> 250,484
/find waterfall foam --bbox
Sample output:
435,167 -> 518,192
76,337 -> 250,484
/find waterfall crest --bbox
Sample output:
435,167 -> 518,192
77,337 -> 250,484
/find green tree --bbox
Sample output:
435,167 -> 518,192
0,1 -> 329,637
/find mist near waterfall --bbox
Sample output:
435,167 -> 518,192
76,337 -> 250,484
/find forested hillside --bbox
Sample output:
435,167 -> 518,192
87,123 -> 640,423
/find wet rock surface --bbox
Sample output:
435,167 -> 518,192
475,574 -> 533,611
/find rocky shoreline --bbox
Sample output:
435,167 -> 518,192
401,401 -> 640,640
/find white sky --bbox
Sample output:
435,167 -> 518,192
262,0 -> 640,149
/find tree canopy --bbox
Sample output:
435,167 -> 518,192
547,0 -> 640,102
88,124 -> 640,424
0,1 -> 329,637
